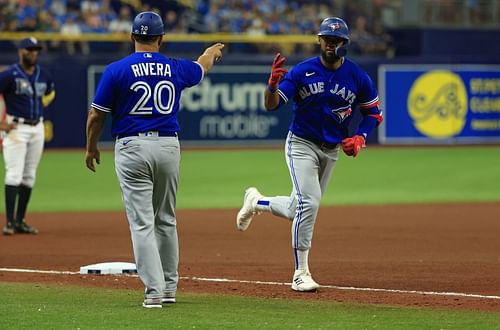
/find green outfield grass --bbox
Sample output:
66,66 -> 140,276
1,147 -> 500,327
0,146 -> 498,212
1,283 -> 499,329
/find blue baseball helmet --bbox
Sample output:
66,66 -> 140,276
132,11 -> 164,36
317,17 -> 349,43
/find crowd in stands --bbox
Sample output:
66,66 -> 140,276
0,0 -> 497,57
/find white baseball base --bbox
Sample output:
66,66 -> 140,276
79,262 -> 137,275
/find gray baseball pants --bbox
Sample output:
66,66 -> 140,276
269,132 -> 340,252
114,135 -> 180,298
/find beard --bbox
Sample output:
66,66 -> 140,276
21,55 -> 36,67
320,48 -> 341,64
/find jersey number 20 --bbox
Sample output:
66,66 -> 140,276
129,81 -> 176,115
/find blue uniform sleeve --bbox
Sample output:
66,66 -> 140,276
176,59 -> 203,88
91,66 -> 115,112
39,68 -> 55,96
45,71 -> 55,95
355,71 -> 383,138
276,69 -> 297,107
0,68 -> 13,94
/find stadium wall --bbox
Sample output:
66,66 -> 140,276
0,28 -> 499,148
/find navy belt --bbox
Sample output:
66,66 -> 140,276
316,141 -> 338,149
13,117 -> 41,126
117,131 -> 177,139
308,138 -> 338,150
291,132 -> 339,150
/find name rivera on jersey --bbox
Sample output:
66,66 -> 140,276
298,82 -> 357,104
130,62 -> 172,78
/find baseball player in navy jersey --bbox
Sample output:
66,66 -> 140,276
85,11 -> 224,308
0,37 -> 56,236
236,17 -> 383,292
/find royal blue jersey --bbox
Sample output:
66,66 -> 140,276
276,56 -> 382,144
92,52 -> 203,137
0,64 -> 55,120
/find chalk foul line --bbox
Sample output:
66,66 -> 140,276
0,267 -> 499,301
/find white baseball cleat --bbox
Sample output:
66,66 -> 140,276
142,297 -> 162,308
162,291 -> 176,304
236,187 -> 263,231
291,269 -> 320,292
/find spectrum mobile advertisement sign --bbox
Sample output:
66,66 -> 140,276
88,65 -> 292,145
378,65 -> 500,144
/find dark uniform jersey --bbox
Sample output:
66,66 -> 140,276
0,64 -> 55,120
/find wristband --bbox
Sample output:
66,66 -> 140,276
267,85 -> 277,93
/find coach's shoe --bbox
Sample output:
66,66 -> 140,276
236,187 -> 263,231
3,221 -> 15,235
162,291 -> 176,304
291,269 -> 320,292
15,220 -> 39,235
142,297 -> 162,308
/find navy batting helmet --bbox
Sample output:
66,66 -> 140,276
317,17 -> 349,43
132,11 -> 164,36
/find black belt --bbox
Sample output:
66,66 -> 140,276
292,132 -> 339,150
13,117 -> 41,126
117,131 -> 177,139
305,138 -> 339,149
314,141 -> 339,150
307,137 -> 338,150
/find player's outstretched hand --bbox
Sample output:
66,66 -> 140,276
268,53 -> 288,91
198,43 -> 225,74
342,135 -> 365,157
85,149 -> 101,172
204,43 -> 225,63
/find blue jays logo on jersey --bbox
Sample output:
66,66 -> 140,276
331,105 -> 352,123
328,22 -> 341,31
330,83 -> 356,104
298,82 -> 324,99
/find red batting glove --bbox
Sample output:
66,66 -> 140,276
268,53 -> 288,91
342,135 -> 366,157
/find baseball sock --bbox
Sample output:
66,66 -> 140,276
255,198 -> 271,212
295,248 -> 310,271
16,185 -> 32,223
5,185 -> 19,224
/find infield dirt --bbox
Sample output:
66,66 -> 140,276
1,203 -> 499,312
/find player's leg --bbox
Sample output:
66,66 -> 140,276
236,134 -> 297,231
114,138 -> 164,306
276,146 -> 338,218
152,137 -> 180,303
16,124 -> 45,234
286,135 -> 332,292
318,147 -> 339,196
2,128 -> 28,235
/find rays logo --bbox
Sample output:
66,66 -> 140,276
331,105 -> 352,123
140,25 -> 149,34
329,22 -> 341,31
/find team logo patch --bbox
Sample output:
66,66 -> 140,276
328,22 -> 341,31
331,105 -> 352,123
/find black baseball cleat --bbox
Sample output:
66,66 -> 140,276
3,222 -> 16,235
15,221 -> 39,234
